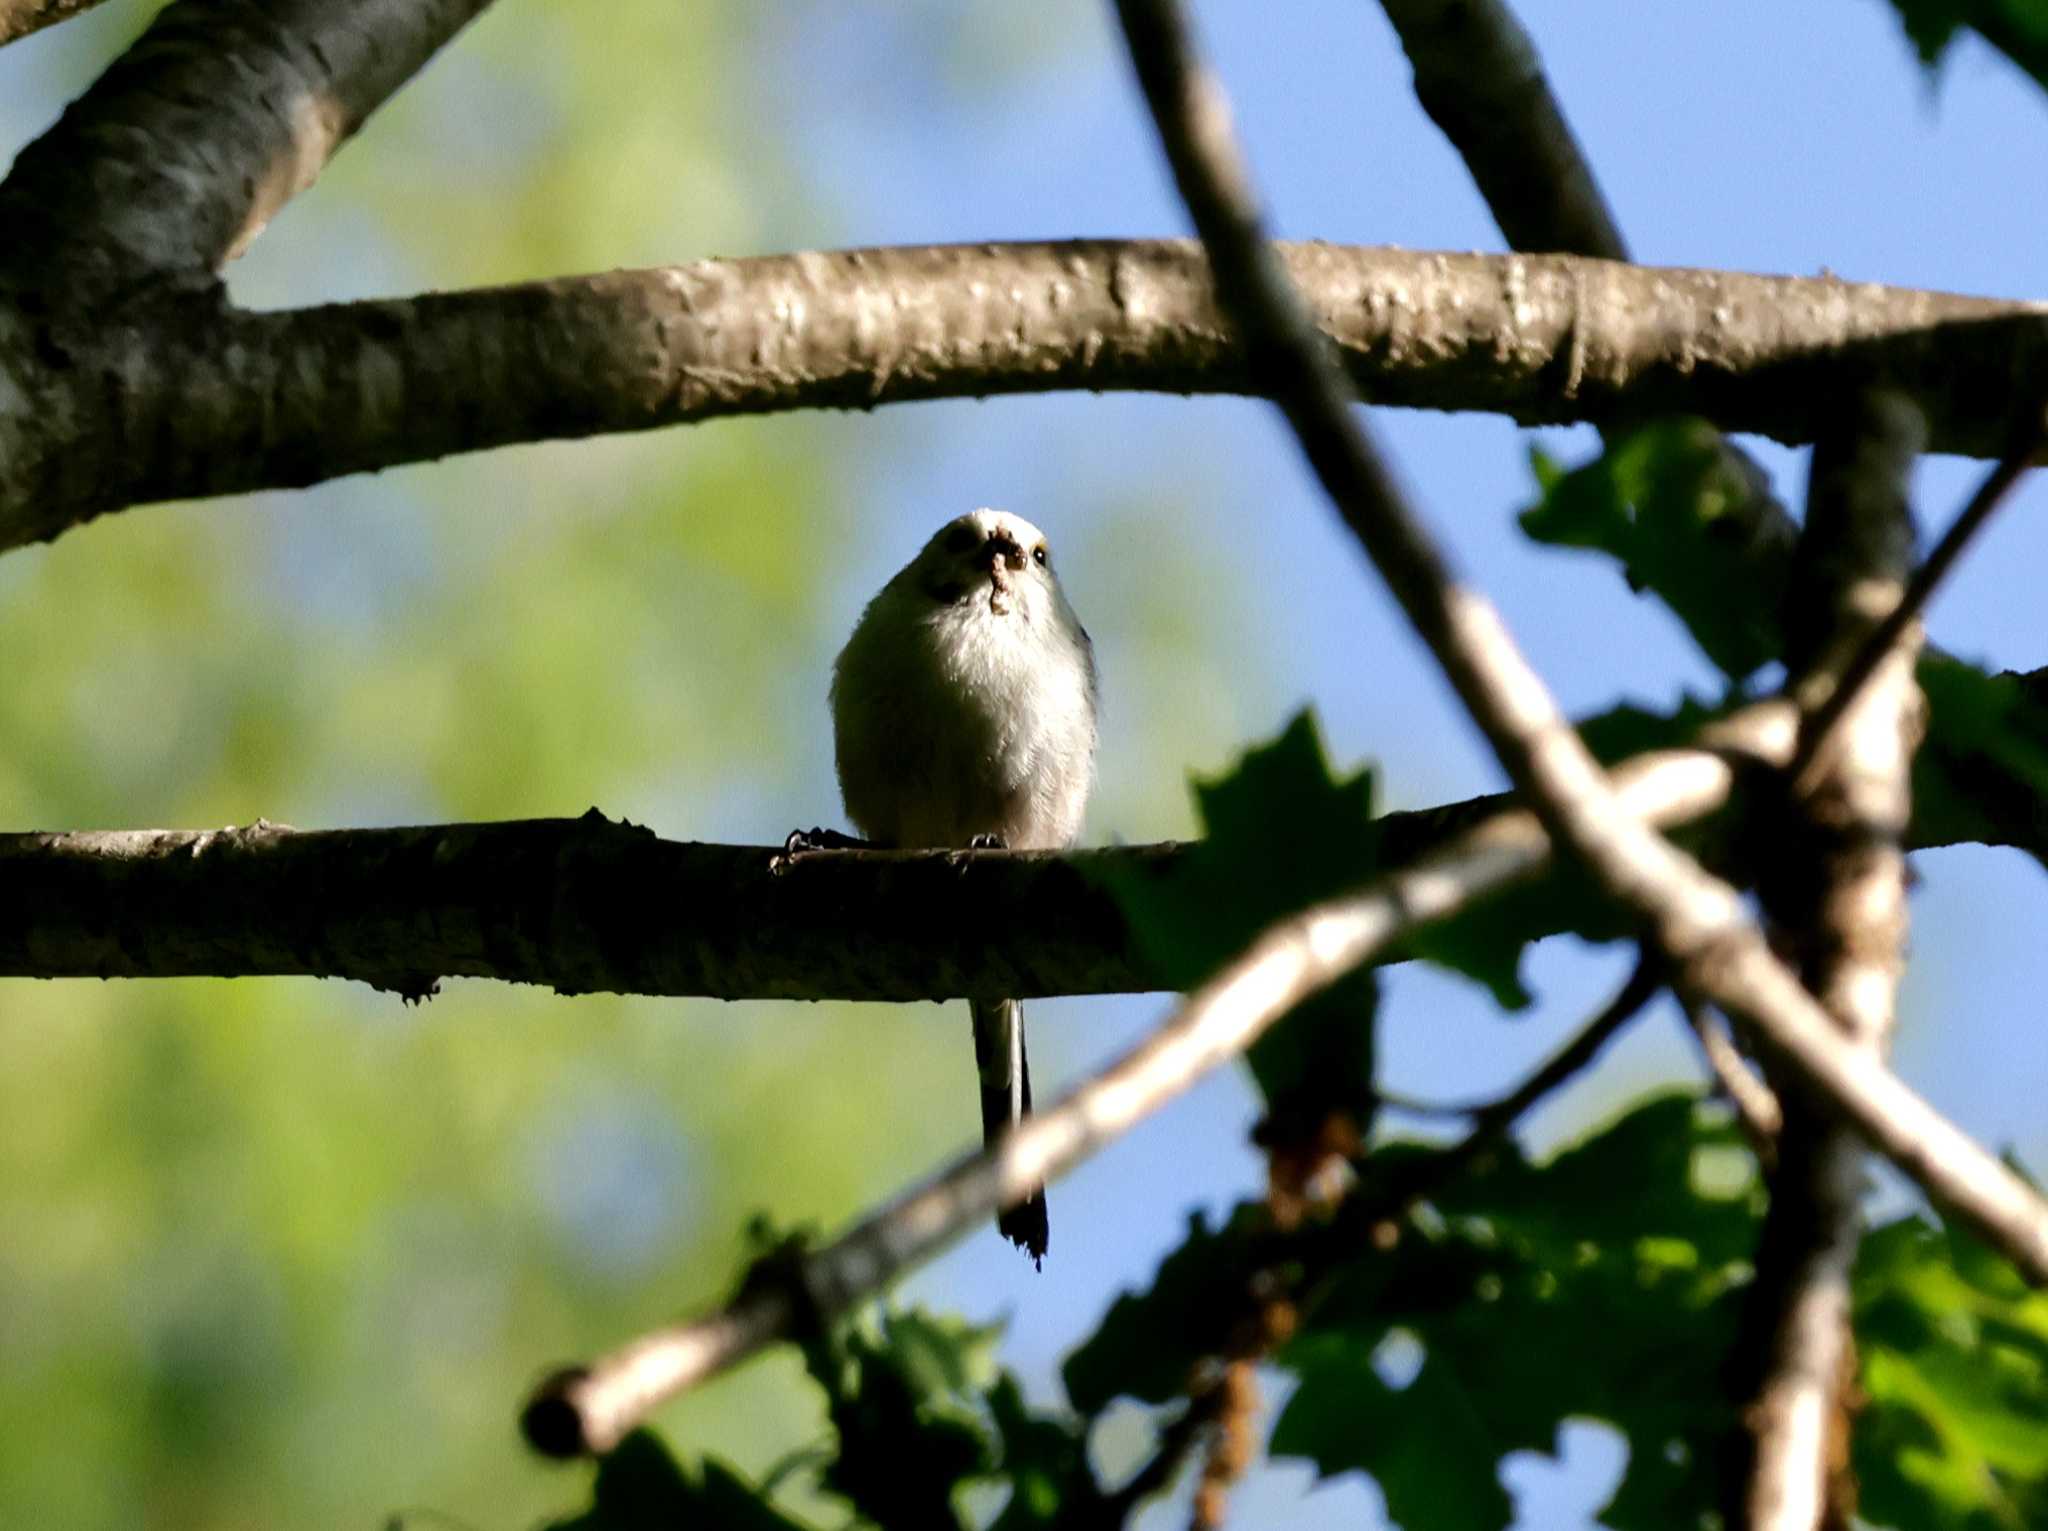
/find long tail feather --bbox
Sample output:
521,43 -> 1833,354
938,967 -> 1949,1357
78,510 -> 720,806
970,997 -> 1049,1265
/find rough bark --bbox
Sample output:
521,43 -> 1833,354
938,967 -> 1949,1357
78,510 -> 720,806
1379,0 -> 1627,259
0,0 -> 494,303
5,666 -> 2044,997
1737,393 -> 1923,1531
3,241 -> 2043,548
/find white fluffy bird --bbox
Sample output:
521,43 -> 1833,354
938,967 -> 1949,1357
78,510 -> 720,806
831,508 -> 1098,1263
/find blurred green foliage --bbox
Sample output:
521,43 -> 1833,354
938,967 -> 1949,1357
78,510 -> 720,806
0,6 -> 1058,1528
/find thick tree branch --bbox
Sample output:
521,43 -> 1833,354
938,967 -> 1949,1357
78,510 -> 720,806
0,818 -> 1171,1001
1739,392 -> 1923,1531
0,0 -> 112,48
2,242 -> 2043,548
0,703 -> 1786,996
519,728 -> 1774,1458
13,661 -> 2048,993
1113,0 -> 2048,1288
1377,0 -> 1804,599
0,0 -> 494,303
1378,0 -> 1626,259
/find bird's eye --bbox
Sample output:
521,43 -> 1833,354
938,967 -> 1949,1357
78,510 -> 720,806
944,526 -> 977,555
1033,546 -> 1048,566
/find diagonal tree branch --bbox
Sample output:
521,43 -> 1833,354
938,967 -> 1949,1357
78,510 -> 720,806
1378,0 -> 1627,259
518,725 -> 1781,1458
0,0 -> 112,48
1376,0 -> 1805,604
3,242 -> 2044,548
1792,421 -> 2044,795
0,0 -> 494,303
1111,0 -> 2048,1287
1738,392 -> 1924,1531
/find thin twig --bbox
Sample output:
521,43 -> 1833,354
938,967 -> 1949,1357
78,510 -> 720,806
1682,998 -> 1782,1156
1110,0 -> 2048,1286
1454,952 -> 1663,1143
1334,954 -> 1667,1152
1791,422 -> 2045,795
517,717 -> 1784,1458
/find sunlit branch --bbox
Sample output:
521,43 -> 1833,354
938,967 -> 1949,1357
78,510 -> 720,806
3,240 -> 2042,548
1739,392 -> 1923,1531
1111,0 -> 2048,1287
517,717 -> 1781,1458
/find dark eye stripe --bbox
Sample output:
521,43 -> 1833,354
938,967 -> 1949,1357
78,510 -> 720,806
944,526 -> 977,554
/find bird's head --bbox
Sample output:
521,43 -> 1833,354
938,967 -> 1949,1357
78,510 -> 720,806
907,508 -> 1063,621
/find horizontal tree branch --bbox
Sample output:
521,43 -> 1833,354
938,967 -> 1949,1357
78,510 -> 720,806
0,708 -> 1776,1000
11,670 -> 2048,997
0,0 -> 494,303
0,817 -> 1171,1001
4,240 -> 2044,546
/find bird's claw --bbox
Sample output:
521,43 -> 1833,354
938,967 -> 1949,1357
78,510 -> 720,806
771,825 -> 866,875
949,831 -> 1009,874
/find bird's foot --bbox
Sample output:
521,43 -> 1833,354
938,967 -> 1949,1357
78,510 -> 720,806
771,826 -> 867,874
950,831 -> 1009,874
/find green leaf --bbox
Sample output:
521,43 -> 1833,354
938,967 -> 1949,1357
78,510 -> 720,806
1271,1094 -> 1759,1531
1062,1204 -> 1267,1414
1522,424 -> 2048,870
793,1303 -> 1112,1531
1097,712 -> 1383,1123
1855,1213 -> 2048,1530
1111,712 -> 1379,992
1274,1331 -> 1515,1531
1884,0 -> 2048,93
545,1431 -> 813,1531
1519,421 -> 1787,679
984,1376 -> 1097,1531
800,1308 -> 1004,1531
1912,655 -> 2048,857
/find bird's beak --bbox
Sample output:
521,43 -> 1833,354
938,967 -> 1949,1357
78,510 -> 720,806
980,532 -> 1024,614
981,531 -> 1025,574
